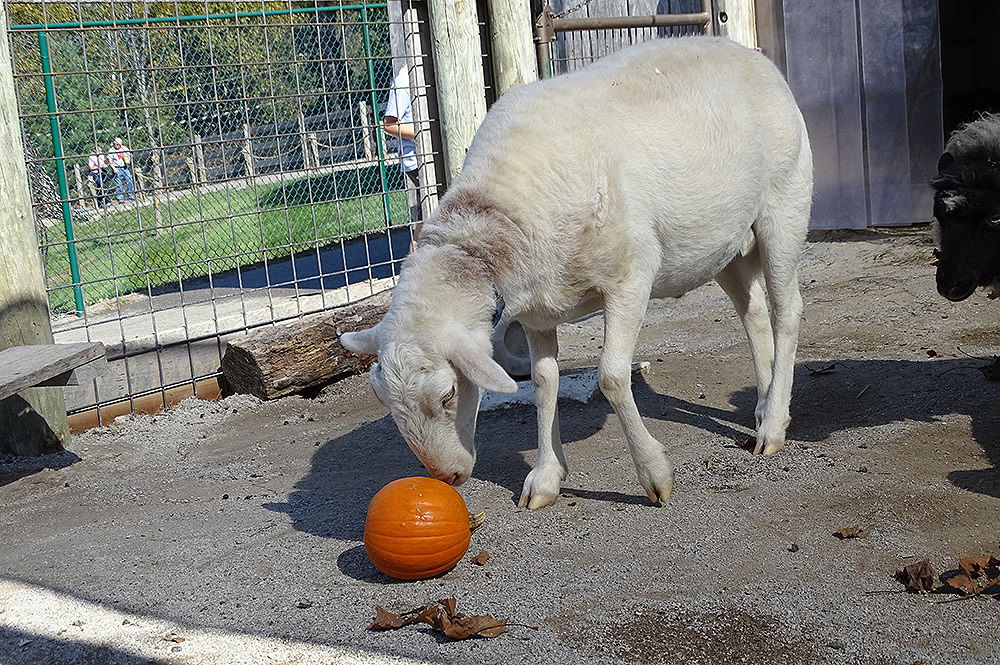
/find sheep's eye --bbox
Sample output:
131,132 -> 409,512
989,216 -> 1000,227
442,385 -> 457,407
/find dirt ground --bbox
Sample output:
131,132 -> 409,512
1,227 -> 998,665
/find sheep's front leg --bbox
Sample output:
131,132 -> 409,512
518,326 -> 568,510
600,292 -> 674,504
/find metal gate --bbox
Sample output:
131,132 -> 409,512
4,1 -> 435,423
532,0 -> 713,78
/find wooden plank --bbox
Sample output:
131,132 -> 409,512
36,355 -> 109,389
0,343 -> 107,402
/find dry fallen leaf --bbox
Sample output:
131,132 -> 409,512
896,560 -> 936,593
470,550 -> 490,566
940,556 -> 1000,596
807,362 -> 838,375
833,527 -> 864,540
369,598 -> 525,640
162,634 -> 185,643
926,349 -> 938,358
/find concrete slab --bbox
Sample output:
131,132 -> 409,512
2,230 -> 998,665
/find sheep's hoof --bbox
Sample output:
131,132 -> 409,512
637,463 -> 674,505
754,439 -> 785,455
518,466 -> 564,510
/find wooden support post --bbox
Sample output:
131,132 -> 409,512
150,151 -> 164,233
298,112 -> 310,170
186,156 -> 197,188
73,163 -> 85,208
0,3 -> 70,455
716,0 -> 758,49
85,171 -> 98,208
427,0 -> 487,184
193,134 -> 207,184
242,123 -> 255,177
308,132 -> 320,169
359,100 -> 373,162
486,0 -> 538,95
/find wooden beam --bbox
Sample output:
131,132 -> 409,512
427,0 -> 488,184
486,0 -> 538,96
717,0 -> 758,49
0,2 -> 70,456
0,343 -> 106,400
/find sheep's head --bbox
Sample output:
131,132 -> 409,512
340,323 -> 517,485
931,151 -> 1000,301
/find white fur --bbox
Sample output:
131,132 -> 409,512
342,37 -> 813,508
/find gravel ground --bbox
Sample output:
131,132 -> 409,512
1,227 -> 998,665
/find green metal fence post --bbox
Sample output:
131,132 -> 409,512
361,4 -> 393,227
38,30 -> 84,316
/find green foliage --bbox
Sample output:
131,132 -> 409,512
41,171 -> 408,313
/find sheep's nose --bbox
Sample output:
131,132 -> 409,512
449,471 -> 470,486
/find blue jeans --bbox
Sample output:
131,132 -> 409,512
113,167 -> 135,201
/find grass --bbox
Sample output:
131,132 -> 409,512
41,167 -> 409,313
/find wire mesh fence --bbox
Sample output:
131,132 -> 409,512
5,1 -> 437,417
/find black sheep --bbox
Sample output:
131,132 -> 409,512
931,115 -> 1000,301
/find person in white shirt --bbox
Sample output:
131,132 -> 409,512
383,67 -> 421,241
108,136 -> 135,202
86,145 -> 109,207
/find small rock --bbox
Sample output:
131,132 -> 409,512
857,466 -> 868,473
296,600 -> 313,609
222,494 -> 229,500
171,646 -> 182,652
788,543 -> 800,553
17,639 -> 31,648
826,640 -> 845,650
568,501 -> 577,507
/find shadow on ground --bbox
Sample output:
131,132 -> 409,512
269,356 -> 1000,549
0,625 -> 168,665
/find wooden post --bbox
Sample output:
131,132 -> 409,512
150,151 -> 164,233
486,0 -> 538,95
193,134 -> 207,184
716,0 -> 758,49
359,100 -> 373,162
308,132 -> 320,169
427,0 -> 487,184
73,163 -> 85,208
0,3 -> 69,455
298,112 -> 310,170
242,123 -> 255,177
185,156 -> 197,188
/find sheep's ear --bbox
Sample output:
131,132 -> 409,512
449,331 -> 518,394
340,326 -> 381,355
938,151 -> 956,175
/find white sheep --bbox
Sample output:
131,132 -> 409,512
342,36 -> 813,509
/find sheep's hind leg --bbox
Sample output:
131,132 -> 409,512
755,206 -> 807,455
518,326 -> 568,510
600,288 -> 674,504
716,250 -> 775,429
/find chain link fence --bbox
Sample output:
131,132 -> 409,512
5,1 -> 435,417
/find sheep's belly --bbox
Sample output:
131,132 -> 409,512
649,246 -> 743,300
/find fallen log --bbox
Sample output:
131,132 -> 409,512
221,292 -> 389,400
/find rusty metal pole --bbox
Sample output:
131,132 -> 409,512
533,4 -> 555,80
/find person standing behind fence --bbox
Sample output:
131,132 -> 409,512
383,67 -> 421,244
109,136 -> 135,202
87,144 -> 109,207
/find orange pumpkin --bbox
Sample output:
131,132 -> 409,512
363,477 -> 472,580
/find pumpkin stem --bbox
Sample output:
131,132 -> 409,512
469,511 -> 486,533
